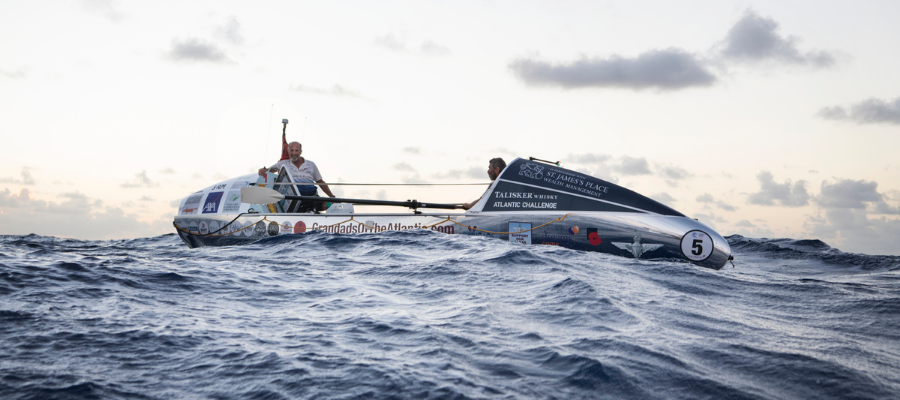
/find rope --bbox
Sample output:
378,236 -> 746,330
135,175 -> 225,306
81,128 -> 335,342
175,213 -> 578,238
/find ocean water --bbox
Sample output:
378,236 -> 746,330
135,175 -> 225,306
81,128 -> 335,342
1,231 -> 898,400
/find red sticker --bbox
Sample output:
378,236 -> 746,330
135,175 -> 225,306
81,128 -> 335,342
588,230 -> 602,246
294,221 -> 307,233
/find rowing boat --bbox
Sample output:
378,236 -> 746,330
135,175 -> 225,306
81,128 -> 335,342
173,157 -> 732,269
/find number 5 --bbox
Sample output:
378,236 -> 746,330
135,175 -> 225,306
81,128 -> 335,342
692,239 -> 703,255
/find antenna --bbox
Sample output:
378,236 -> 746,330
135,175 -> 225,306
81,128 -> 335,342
529,157 -> 562,167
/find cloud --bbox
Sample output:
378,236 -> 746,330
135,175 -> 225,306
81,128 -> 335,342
816,178 -> 899,214
374,34 -> 406,52
420,40 -> 451,57
159,167 -> 176,174
0,188 -> 33,207
430,167 -> 484,181
816,97 -> 900,125
658,164 -> 693,187
696,193 -> 738,211
215,16 -> 243,45
718,10 -> 835,67
166,38 -> 231,64
402,147 -> 422,155
375,34 -> 450,57
392,162 -> 416,172
804,208 -> 900,255
803,179 -> 900,255
613,156 -> 651,175
0,167 -> 35,185
121,170 -> 159,189
747,171 -> 810,207
510,48 -> 716,90
401,174 -> 427,184
1,67 -> 29,80
658,165 -> 692,181
509,9 -> 834,92
730,218 -> 774,238
0,188 -> 168,240
81,0 -> 124,22
289,84 -> 365,99
566,153 -> 612,164
735,220 -> 755,228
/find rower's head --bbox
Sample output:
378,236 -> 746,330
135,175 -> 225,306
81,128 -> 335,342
488,158 -> 506,181
288,142 -> 302,161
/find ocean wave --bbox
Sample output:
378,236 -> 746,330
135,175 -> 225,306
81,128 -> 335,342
1,233 -> 899,399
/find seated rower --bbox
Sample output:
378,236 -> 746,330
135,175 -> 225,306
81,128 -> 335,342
462,157 -> 506,210
258,141 -> 336,212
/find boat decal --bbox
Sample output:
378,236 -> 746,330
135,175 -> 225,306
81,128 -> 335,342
222,190 -> 242,213
495,158 -> 683,216
680,230 -> 714,261
294,221 -> 307,233
267,221 -> 280,236
202,192 -> 224,214
612,231 -> 663,259
587,228 -> 602,246
518,162 -> 545,180
509,222 -> 532,244
540,230 -> 574,247
484,180 -> 651,214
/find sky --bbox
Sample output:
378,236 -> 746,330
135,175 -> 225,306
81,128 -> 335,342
2,0 -> 899,255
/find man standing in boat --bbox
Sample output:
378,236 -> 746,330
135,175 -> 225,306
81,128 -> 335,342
258,141 -> 336,210
462,158 -> 506,210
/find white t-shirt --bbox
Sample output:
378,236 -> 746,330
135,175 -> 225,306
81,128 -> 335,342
271,158 -> 323,184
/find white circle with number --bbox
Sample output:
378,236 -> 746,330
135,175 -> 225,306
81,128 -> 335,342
680,230 -> 713,261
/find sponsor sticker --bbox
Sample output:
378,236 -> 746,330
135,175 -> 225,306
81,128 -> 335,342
267,221 -> 280,236
222,190 -> 242,213
181,194 -> 203,215
509,222 -> 532,245
281,221 -> 292,233
294,221 -> 307,233
199,221 -> 209,235
568,226 -> 579,235
519,163 -> 544,179
202,192 -> 224,214
680,230 -> 713,262
209,221 -> 220,235
587,228 -> 602,246
253,221 -> 266,236
189,221 -> 199,234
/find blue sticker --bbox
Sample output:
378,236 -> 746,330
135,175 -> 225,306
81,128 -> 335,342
202,191 -> 224,214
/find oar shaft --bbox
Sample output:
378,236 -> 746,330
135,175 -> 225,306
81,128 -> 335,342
283,195 -> 462,210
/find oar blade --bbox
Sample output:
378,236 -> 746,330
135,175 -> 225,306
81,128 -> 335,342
241,186 -> 285,204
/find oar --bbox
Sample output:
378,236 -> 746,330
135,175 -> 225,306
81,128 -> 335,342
241,186 -> 464,210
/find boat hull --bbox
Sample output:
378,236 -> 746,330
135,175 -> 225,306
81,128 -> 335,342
174,211 -> 731,269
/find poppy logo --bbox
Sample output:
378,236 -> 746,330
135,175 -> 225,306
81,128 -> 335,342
587,228 -> 601,246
